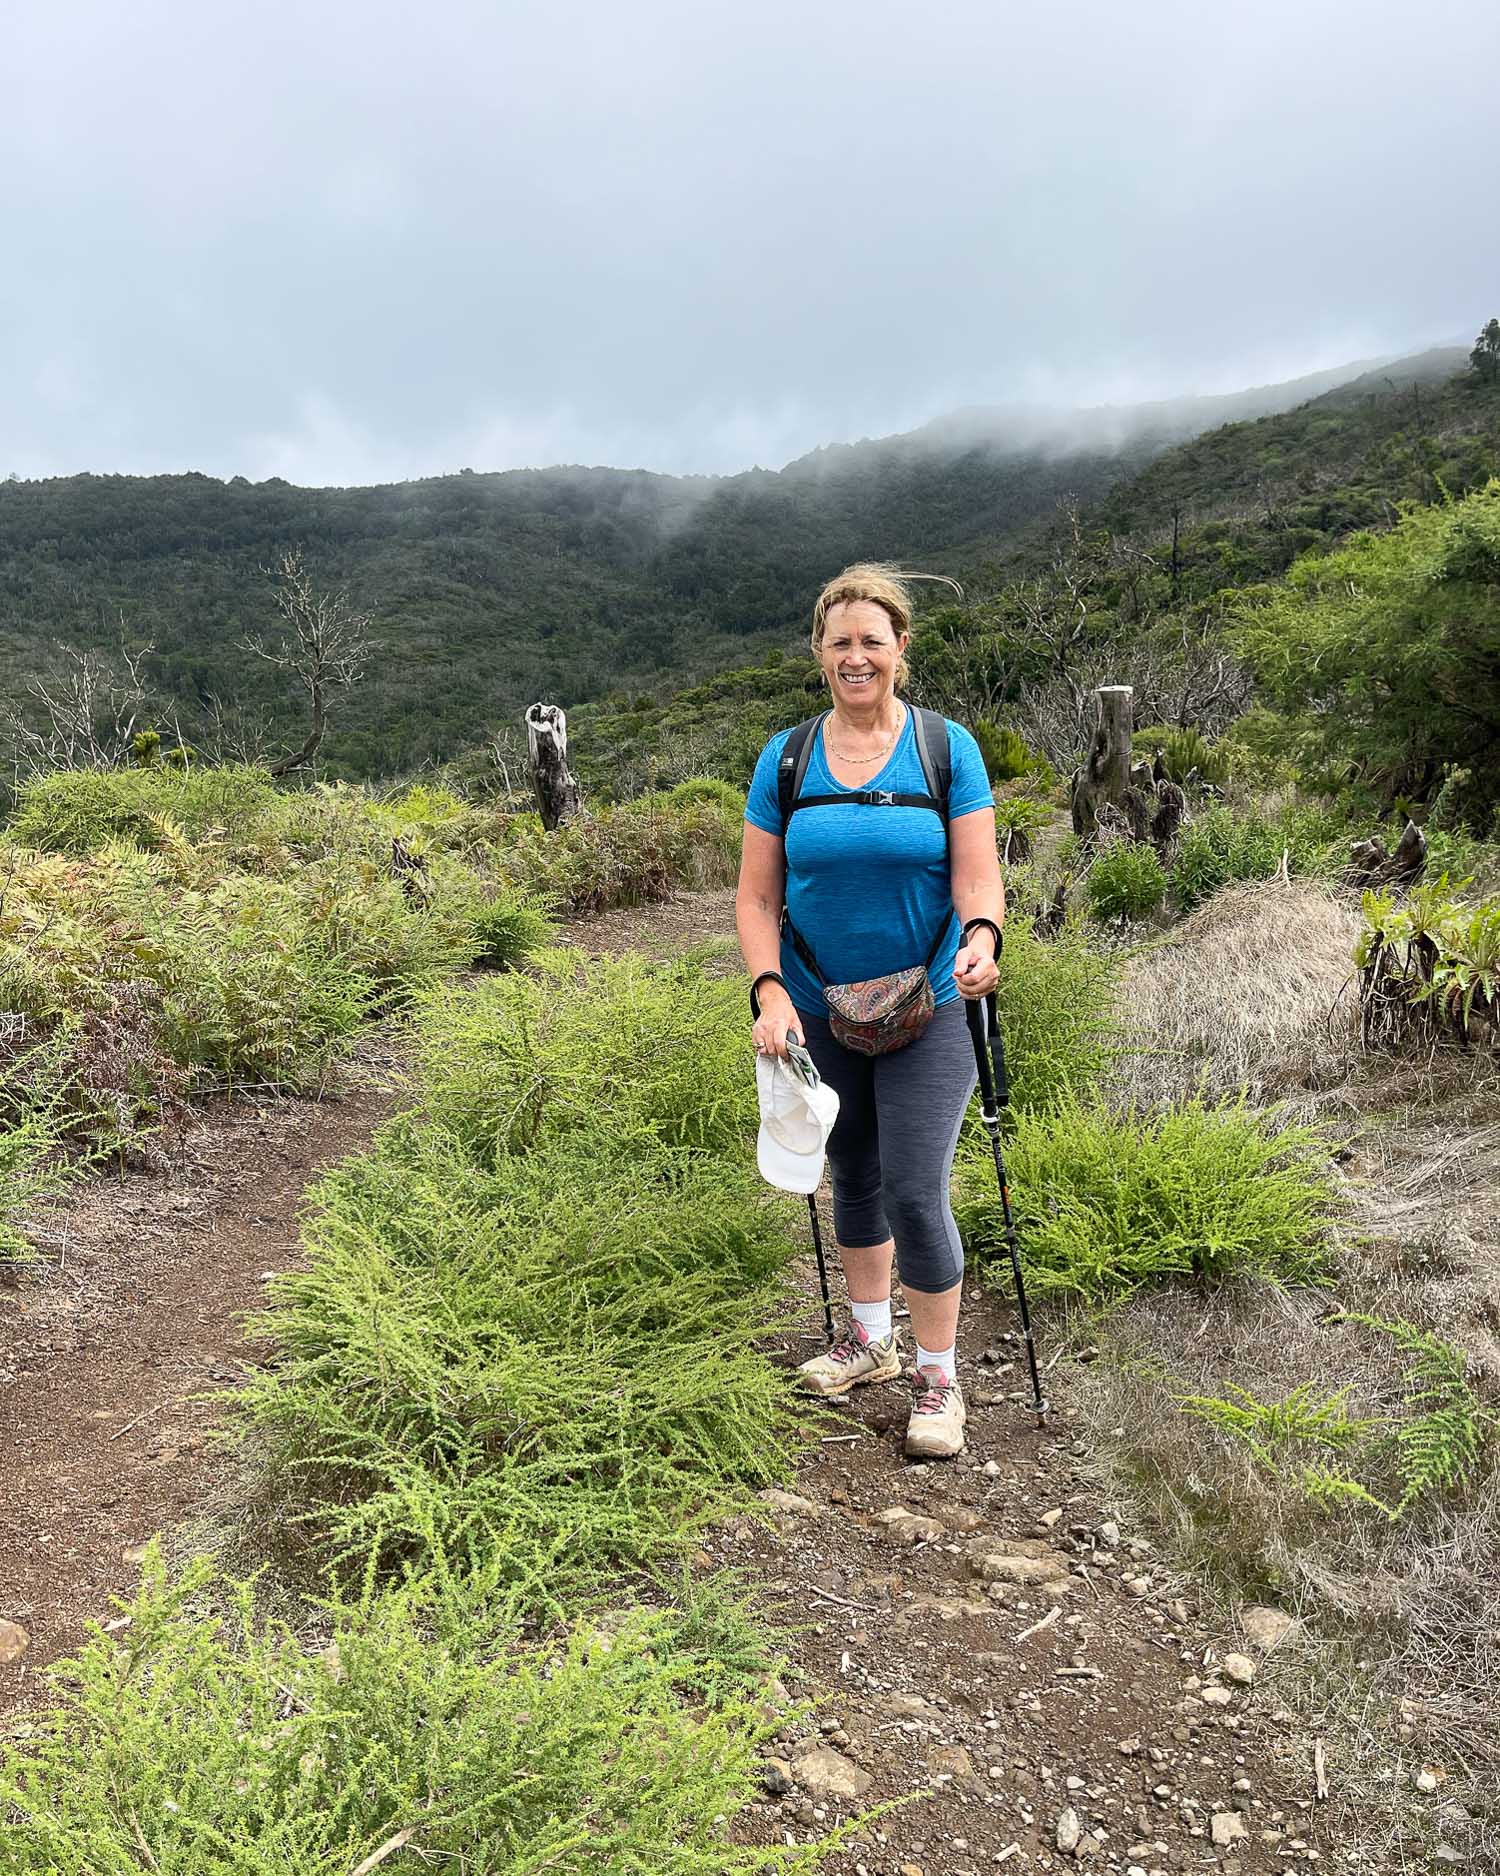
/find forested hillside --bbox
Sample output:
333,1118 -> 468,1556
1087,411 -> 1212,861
565,349 -> 1500,800
0,353 -> 1448,779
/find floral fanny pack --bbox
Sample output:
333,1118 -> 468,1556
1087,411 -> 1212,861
781,910 -> 951,1057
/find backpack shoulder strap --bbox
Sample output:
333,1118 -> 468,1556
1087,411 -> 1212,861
777,714 -> 827,826
910,707 -> 952,822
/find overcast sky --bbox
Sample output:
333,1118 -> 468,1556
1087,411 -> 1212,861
3,0 -> 1495,485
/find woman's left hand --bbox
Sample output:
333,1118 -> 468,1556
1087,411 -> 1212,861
953,941 -> 999,1000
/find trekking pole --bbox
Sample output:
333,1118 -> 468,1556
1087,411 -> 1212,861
964,987 -> 1049,1426
806,1193 -> 836,1344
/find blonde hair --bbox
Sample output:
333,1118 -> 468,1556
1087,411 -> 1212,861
810,563 -> 963,691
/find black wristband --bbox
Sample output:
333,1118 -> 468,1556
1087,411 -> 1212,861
750,970 -> 789,1019
961,916 -> 1003,957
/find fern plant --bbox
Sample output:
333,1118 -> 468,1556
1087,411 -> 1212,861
1334,1313 -> 1495,1514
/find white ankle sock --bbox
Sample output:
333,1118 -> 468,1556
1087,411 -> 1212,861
851,1298 -> 893,1343
914,1341 -> 956,1380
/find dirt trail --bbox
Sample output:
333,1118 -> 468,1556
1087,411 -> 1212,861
1,890 -> 1337,1873
0,1030 -> 405,1712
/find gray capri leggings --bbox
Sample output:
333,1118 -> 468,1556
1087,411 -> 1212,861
796,999 -> 977,1294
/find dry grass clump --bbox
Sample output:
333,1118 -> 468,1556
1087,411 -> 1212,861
1109,880 -> 1361,1114
1074,1255 -> 1499,1865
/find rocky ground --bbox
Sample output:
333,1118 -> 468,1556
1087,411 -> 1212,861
725,1276 -> 1334,1876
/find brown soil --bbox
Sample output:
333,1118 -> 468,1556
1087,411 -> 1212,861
0,1027 -> 405,1713
0,888 -> 1344,1872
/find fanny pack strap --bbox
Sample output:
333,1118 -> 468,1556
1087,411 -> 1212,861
781,906 -> 955,989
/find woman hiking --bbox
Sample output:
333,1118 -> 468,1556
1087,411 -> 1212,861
736,564 -> 1003,1459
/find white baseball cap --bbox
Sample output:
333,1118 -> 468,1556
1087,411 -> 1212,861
756,1043 -> 840,1194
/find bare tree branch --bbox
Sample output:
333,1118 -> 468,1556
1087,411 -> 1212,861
241,548 -> 373,777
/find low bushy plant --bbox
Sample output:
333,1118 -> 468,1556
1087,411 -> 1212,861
238,1133 -> 807,1594
993,916 -> 1120,1114
406,950 -> 756,1164
470,888 -> 555,967
497,796 -> 741,916
975,720 -> 1048,785
1085,841 -> 1166,921
0,1552 -> 826,1876
1132,724 -> 1232,789
0,1033 -> 79,1260
9,764 -> 287,853
1169,801 -> 1344,911
957,1097 -> 1336,1298
667,775 -> 749,819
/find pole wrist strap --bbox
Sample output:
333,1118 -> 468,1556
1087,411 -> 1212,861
750,970 -> 789,1019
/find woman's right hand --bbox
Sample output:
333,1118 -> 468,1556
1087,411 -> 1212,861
752,982 -> 803,1059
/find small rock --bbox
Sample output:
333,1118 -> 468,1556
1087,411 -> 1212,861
929,1744 -> 974,1778
1117,1737 -> 1143,1757
1211,1812 -> 1248,1847
877,1509 -> 947,1545
1200,1685 -> 1233,1707
0,1619 -> 29,1665
1099,1520 -> 1121,1547
1039,1507 -> 1064,1530
792,1743 -> 873,1801
1415,1766 -> 1444,1793
758,1488 -> 825,1519
1056,1806 -> 1084,1855
1240,1604 -> 1300,1651
982,1459 -> 1003,1477
762,1757 -> 794,1795
1222,1652 -> 1256,1685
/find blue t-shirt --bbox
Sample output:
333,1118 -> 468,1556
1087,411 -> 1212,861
745,711 -> 994,1017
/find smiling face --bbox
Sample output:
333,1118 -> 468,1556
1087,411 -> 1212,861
817,598 -> 909,712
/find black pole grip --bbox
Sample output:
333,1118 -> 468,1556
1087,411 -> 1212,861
964,992 -> 1009,1112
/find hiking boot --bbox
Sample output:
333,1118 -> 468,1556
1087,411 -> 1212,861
797,1322 -> 902,1397
904,1366 -> 967,1459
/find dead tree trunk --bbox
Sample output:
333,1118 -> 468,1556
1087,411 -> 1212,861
1071,685 -> 1135,837
525,702 -> 583,830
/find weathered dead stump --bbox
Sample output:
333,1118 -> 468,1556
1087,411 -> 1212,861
1033,878 -> 1070,939
1348,819 -> 1427,888
1149,782 -> 1186,858
525,702 -> 583,830
1071,686 -> 1135,837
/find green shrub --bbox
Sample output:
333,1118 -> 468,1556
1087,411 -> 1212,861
0,1553 -> 826,1876
497,797 -> 742,916
470,889 -> 555,968
993,917 -> 1120,1114
957,1097 -> 1336,1298
993,794 -> 1051,864
0,1035 -> 78,1261
406,951 -> 756,1164
1085,842 -> 1166,921
975,720 -> 1037,783
238,1133 -> 806,1594
667,775 -> 749,818
1132,724 -> 1232,789
9,764 -> 286,853
1169,802 -> 1343,911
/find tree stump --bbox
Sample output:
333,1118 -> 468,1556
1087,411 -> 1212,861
1348,819 -> 1427,887
1071,686 -> 1135,837
525,702 -> 583,830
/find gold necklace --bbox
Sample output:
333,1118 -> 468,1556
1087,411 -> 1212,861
826,704 -> 904,764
